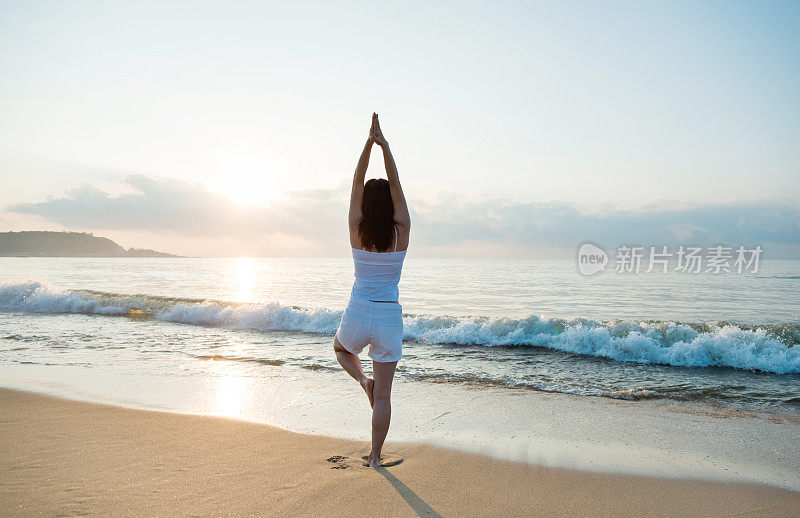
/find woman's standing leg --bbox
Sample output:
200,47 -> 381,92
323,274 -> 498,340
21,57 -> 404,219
368,360 -> 398,467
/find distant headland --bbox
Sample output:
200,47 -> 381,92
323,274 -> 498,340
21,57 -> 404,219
0,231 -> 182,258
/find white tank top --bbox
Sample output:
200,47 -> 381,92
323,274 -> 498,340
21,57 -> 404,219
350,226 -> 406,302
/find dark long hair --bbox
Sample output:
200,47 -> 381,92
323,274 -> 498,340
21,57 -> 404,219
357,178 -> 395,252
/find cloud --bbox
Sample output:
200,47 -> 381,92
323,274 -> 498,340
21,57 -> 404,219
10,175 -> 344,241
8,175 -> 800,256
412,197 -> 800,252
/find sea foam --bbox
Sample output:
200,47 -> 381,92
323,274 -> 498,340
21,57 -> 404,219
2,281 -> 798,374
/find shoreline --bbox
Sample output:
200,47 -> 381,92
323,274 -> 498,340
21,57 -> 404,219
2,387 -> 799,516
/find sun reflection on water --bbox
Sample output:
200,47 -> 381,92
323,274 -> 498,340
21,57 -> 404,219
235,257 -> 255,302
212,373 -> 250,418
204,338 -> 253,418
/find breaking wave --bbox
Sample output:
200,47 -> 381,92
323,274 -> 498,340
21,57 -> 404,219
2,280 -> 799,374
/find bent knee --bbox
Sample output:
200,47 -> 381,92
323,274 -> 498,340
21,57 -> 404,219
333,336 -> 348,353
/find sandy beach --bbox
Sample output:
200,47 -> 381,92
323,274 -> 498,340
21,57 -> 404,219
1,388 -> 798,517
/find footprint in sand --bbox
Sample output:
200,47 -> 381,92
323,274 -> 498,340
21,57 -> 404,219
326,456 -> 351,469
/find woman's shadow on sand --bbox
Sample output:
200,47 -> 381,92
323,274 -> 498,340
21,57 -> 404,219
325,456 -> 442,517
374,466 -> 443,518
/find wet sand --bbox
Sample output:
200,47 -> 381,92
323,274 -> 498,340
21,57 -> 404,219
1,389 -> 799,517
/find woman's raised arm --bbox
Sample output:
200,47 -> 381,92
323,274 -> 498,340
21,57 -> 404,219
370,114 -> 411,230
349,118 -> 375,228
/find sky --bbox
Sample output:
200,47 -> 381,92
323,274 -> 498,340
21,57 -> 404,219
1,0 -> 798,257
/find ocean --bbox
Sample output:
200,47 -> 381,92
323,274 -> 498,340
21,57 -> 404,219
1,256 -> 798,414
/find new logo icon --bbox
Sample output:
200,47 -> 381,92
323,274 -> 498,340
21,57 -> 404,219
577,242 -> 608,276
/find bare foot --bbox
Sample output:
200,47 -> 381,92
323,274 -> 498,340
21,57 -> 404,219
361,454 -> 403,467
360,377 -> 374,408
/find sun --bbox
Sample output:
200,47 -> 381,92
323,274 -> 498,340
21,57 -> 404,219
211,146 -> 289,206
216,173 -> 281,206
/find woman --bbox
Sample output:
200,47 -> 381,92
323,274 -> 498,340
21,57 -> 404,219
334,112 -> 410,468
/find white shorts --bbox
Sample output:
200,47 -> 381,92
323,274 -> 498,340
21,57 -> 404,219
336,297 -> 403,363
